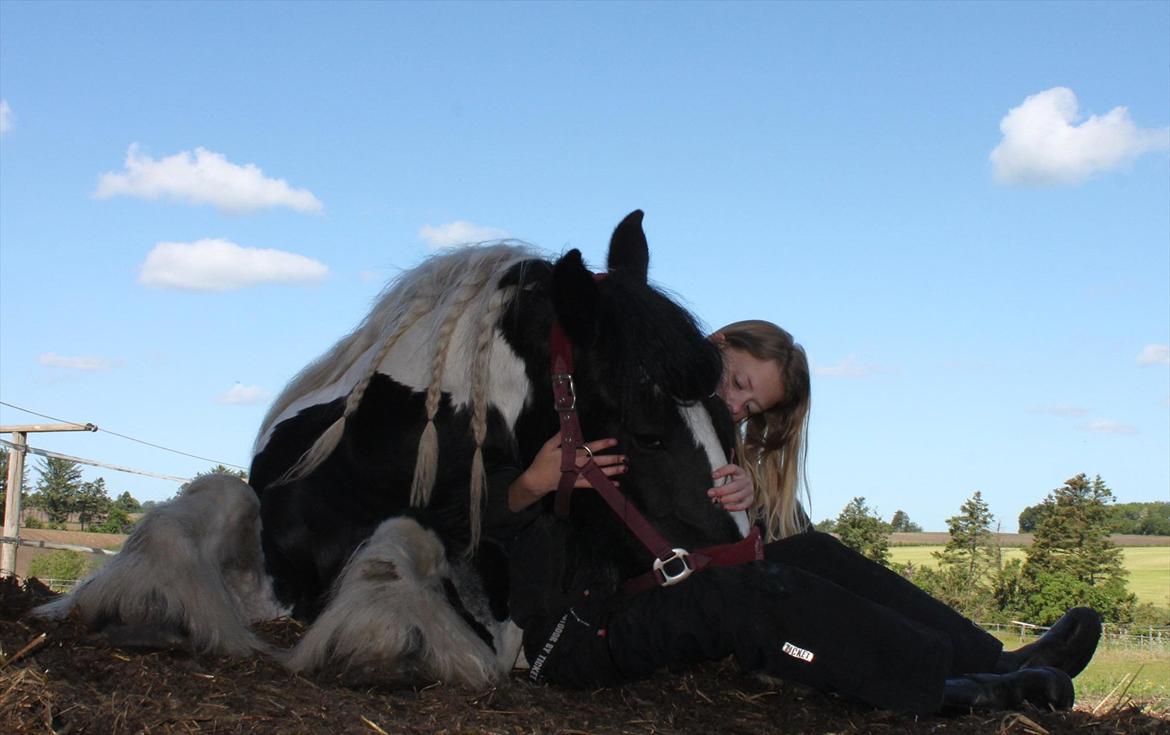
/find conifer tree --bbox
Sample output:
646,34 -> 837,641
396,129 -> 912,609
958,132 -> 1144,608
180,464 -> 248,493
1016,474 -> 1134,624
835,496 -> 891,566
30,457 -> 83,525
75,477 -> 111,530
915,491 -> 1003,621
112,490 -> 141,514
937,491 -> 998,581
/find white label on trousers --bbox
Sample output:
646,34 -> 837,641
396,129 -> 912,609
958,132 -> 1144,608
782,641 -> 815,663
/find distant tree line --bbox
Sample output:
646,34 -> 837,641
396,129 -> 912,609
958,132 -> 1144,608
19,456 -> 142,533
815,474 -> 1164,627
1020,498 -> 1170,536
816,504 -> 922,537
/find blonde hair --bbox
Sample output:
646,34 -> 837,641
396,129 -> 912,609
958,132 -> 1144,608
716,320 -> 811,541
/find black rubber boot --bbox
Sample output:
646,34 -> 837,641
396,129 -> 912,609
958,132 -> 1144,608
996,607 -> 1102,678
940,667 -> 1075,715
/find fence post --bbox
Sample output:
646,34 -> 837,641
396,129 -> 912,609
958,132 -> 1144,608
1,422 -> 98,579
1,431 -> 28,578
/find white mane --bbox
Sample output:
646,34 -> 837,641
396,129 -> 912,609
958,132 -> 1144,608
255,242 -> 540,546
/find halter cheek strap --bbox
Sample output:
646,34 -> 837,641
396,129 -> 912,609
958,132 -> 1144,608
549,320 -> 582,519
547,318 -> 764,595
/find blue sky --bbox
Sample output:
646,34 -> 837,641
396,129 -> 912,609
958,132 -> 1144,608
1,1 -> 1167,531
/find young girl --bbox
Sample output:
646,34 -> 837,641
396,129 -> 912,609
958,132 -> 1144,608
706,319 -> 811,538
504,319 -> 1100,715
506,319 -> 810,542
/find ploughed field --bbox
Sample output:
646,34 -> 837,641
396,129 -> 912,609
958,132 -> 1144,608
2,578 -> 1166,735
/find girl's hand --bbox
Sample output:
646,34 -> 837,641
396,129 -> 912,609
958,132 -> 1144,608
508,432 -> 626,512
708,464 -> 754,512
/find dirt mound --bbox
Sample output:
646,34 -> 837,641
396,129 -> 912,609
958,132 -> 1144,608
1,578 -> 1164,734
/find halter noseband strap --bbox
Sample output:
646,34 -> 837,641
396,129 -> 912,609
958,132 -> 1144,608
548,317 -> 764,594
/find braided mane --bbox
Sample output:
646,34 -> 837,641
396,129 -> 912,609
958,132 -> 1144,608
255,243 -> 539,545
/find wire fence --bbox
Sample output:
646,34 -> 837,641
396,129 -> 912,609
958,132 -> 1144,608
978,620 -> 1170,651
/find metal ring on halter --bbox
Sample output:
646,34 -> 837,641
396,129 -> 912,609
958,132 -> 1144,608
653,548 -> 693,586
579,445 -> 594,461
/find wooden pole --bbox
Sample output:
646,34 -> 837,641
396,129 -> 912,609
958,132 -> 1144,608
0,423 -> 97,434
2,431 -> 28,578
1,422 -> 95,578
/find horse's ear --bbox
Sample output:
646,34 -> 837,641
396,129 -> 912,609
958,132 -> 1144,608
551,248 -> 598,343
606,210 -> 649,282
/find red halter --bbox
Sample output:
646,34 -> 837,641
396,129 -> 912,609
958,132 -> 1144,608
548,317 -> 763,595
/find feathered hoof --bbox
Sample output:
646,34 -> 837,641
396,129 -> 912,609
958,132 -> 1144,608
284,516 -> 504,688
28,474 -> 276,658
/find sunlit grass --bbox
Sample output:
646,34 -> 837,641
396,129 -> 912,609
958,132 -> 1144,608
1125,547 -> 1170,609
991,632 -> 1169,712
889,546 -> 1170,608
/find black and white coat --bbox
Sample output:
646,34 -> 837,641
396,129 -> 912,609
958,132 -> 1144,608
34,213 -> 748,687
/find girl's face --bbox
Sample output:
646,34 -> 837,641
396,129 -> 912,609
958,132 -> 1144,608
716,345 -> 784,423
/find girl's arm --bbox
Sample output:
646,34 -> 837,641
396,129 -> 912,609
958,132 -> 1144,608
508,432 -> 626,512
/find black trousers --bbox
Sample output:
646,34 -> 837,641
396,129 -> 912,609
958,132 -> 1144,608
522,531 -> 1003,715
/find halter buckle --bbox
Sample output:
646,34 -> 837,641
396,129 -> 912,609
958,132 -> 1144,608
552,372 -> 576,410
653,548 -> 693,586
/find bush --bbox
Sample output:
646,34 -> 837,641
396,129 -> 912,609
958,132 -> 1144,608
1128,602 -> 1170,628
93,505 -> 135,534
27,550 -> 92,583
23,516 -> 44,529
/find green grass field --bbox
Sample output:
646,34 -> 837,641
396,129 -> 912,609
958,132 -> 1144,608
890,546 -> 1170,608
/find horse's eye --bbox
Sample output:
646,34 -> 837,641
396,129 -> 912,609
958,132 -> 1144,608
632,433 -> 664,451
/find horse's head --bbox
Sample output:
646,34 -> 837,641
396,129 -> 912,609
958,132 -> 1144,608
503,211 -> 744,583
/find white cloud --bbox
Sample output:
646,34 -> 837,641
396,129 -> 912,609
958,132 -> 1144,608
0,100 -> 12,135
38,353 -> 121,371
1081,419 -> 1138,436
217,383 -> 269,405
138,238 -> 329,291
1137,344 -> 1170,366
1030,404 -> 1090,418
814,355 -> 876,378
95,144 -> 324,213
419,220 -> 509,249
990,87 -> 1170,186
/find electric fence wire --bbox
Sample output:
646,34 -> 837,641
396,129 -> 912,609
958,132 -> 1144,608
0,400 -> 247,471
0,438 -> 191,483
